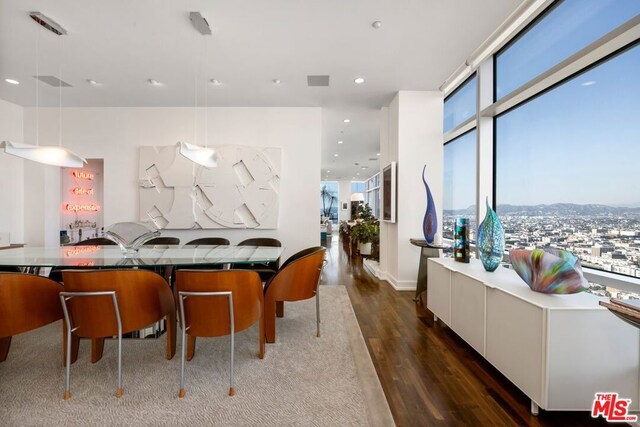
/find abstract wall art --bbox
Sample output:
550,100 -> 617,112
139,145 -> 281,229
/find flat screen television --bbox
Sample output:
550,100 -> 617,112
382,162 -> 396,223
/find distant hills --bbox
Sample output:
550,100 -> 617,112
444,203 -> 640,216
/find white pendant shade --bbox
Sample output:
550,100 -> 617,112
1,141 -> 87,168
178,141 -> 218,168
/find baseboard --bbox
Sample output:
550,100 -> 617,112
362,259 -> 385,280
381,272 -> 416,291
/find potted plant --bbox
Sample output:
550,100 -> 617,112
350,204 -> 379,257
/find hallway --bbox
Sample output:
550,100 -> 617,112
321,235 -> 607,427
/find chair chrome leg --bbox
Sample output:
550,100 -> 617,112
228,293 -> 235,396
59,295 -> 73,400
112,294 -> 123,398
316,287 -> 321,338
178,295 -> 188,398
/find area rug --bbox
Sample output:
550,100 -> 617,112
0,286 -> 394,426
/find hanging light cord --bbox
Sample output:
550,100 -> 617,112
59,33 -> 62,147
36,26 -> 40,146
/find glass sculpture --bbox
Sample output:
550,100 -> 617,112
508,248 -> 588,294
104,222 -> 160,256
477,197 -> 505,271
422,165 -> 437,244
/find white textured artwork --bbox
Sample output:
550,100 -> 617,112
139,145 -> 281,229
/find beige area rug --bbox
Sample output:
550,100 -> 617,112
0,286 -> 394,427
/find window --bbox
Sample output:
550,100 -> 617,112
496,43 -> 640,280
444,74 -> 477,133
495,0 -> 640,100
364,173 -> 381,219
443,130 -> 477,244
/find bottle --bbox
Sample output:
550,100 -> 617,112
454,217 -> 470,263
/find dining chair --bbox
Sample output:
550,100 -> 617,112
0,273 -> 63,362
75,237 -> 117,246
263,247 -> 326,343
175,270 -> 264,398
145,237 -> 180,245
60,269 -> 176,399
185,237 -> 230,246
233,237 -> 282,282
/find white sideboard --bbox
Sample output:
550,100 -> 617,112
427,257 -> 640,414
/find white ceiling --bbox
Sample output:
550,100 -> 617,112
0,0 -> 520,180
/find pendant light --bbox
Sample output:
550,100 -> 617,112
177,11 -> 217,169
1,12 -> 86,168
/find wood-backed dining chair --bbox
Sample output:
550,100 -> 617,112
145,237 -> 180,246
185,237 -> 230,246
175,270 -> 264,397
60,269 -> 176,399
263,247 -> 326,343
75,238 -> 117,246
0,273 -> 63,362
233,238 -> 282,282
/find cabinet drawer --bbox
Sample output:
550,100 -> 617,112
427,260 -> 451,325
451,272 -> 486,355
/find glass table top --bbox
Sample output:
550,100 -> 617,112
0,245 -> 284,268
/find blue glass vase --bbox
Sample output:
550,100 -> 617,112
477,197 -> 505,272
422,165 -> 437,244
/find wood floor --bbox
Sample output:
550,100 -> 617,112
321,236 -> 608,427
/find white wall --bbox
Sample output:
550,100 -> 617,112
0,99 -> 24,244
20,106 -> 322,260
379,91 -> 443,290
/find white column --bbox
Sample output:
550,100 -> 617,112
338,180 -> 352,223
379,91 -> 443,290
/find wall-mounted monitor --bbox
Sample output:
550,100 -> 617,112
382,162 -> 396,223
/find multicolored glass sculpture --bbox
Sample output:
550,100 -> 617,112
422,165 -> 437,244
509,248 -> 588,294
477,197 -> 505,271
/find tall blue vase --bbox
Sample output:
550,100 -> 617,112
477,197 -> 505,272
422,165 -> 437,244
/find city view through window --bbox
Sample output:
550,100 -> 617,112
443,2 -> 640,300
495,42 -> 640,298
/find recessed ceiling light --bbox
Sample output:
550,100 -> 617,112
361,167 -> 367,170
148,79 -> 162,86
4,78 -> 19,85
86,79 -> 101,86
354,77 -> 365,84
352,176 -> 356,179
327,170 -> 331,173
334,153 -> 339,157
343,119 -> 350,123
372,21 -> 382,29
338,140 -> 343,144
210,79 -> 223,86
376,153 -> 380,156
582,80 -> 596,86
272,79 -> 281,84
356,172 -> 360,176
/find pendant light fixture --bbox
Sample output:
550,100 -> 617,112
1,11 -> 86,168
177,11 -> 218,169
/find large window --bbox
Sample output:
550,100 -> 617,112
320,181 -> 338,222
496,42 -> 640,280
443,130 -> 477,243
495,0 -> 640,100
444,74 -> 477,133
364,173 -> 380,219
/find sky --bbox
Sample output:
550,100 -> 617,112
444,0 -> 640,209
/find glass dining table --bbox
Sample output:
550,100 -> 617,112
0,244 -> 284,270
0,244 -> 284,339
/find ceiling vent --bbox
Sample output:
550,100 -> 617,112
190,12 -> 211,35
33,75 -> 72,87
368,158 -> 378,161
29,12 -> 67,35
307,75 -> 330,87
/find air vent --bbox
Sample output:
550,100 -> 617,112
33,76 -> 72,87
29,12 -> 67,36
190,12 -> 211,35
368,158 -> 378,161
307,75 -> 330,87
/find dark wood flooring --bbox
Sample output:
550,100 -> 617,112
321,236 -> 608,427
